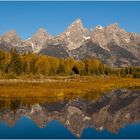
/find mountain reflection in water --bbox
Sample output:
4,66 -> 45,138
0,88 -> 140,139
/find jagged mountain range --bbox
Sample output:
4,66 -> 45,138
0,89 -> 140,137
0,19 -> 140,67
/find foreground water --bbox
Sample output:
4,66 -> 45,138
0,88 -> 140,139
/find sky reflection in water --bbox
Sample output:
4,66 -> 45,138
0,88 -> 140,139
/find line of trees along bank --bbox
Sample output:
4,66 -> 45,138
0,49 -> 139,78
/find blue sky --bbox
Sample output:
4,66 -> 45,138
0,1 -> 140,39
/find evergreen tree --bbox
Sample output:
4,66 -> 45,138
9,49 -> 23,75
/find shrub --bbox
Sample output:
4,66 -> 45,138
5,73 -> 16,79
133,73 -> 140,78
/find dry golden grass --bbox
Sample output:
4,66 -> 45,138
0,76 -> 139,98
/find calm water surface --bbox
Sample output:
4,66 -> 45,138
0,88 -> 140,139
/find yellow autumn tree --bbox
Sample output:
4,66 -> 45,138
73,60 -> 85,75
47,56 -> 59,75
65,57 -> 75,75
35,55 -> 50,75
22,53 -> 37,74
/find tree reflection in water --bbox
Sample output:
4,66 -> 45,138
0,88 -> 140,137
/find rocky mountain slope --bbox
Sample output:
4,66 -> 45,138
26,28 -> 53,53
0,19 -> 140,67
0,30 -> 32,53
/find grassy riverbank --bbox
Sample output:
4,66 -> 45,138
0,76 -> 139,98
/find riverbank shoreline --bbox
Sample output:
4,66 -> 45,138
0,76 -> 139,98
0,75 -> 139,83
